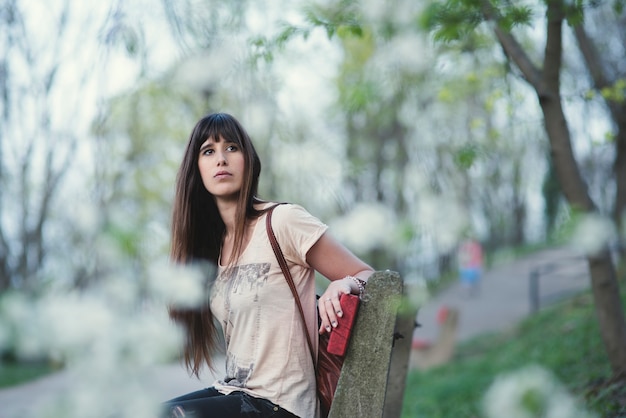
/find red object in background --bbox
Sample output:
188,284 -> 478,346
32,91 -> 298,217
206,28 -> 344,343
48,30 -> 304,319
412,306 -> 451,350
327,294 -> 360,356
437,306 -> 449,324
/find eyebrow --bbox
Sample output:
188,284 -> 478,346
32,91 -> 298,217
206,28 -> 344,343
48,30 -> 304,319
199,140 -> 213,154
199,137 -> 236,153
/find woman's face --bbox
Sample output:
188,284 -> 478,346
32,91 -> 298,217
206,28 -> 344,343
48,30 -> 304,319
197,135 -> 246,201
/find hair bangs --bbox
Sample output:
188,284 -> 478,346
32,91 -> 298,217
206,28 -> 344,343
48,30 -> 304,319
199,113 -> 248,148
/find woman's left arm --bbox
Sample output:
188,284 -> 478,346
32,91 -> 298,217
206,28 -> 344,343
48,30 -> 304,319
306,232 -> 374,334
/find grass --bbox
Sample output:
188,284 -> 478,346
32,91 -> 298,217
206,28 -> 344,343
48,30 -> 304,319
401,289 -> 626,417
0,358 -> 57,388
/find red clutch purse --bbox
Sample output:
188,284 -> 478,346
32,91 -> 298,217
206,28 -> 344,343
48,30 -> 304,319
327,293 -> 360,356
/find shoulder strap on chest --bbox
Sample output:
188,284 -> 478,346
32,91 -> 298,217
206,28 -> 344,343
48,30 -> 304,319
266,204 -> 317,366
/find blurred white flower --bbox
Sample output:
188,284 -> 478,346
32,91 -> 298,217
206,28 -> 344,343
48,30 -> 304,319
483,365 -> 596,418
274,141 -> 344,209
97,275 -> 139,309
373,33 -> 433,75
403,273 -> 430,308
416,195 -> 468,253
569,213 -> 616,255
243,102 -> 275,140
2,281 -> 185,418
330,203 -> 397,254
6,292 -> 114,361
147,261 -> 210,309
172,40 -> 246,91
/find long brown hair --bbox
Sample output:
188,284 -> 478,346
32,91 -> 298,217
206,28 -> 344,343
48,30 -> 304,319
169,112 -> 263,376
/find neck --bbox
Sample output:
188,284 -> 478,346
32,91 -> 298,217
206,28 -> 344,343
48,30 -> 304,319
216,198 -> 238,236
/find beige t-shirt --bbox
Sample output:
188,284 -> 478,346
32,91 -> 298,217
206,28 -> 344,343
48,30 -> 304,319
211,203 -> 328,418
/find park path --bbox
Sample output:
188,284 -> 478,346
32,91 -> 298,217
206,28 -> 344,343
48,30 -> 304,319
413,246 -> 589,343
0,361 -> 221,418
0,247 -> 590,417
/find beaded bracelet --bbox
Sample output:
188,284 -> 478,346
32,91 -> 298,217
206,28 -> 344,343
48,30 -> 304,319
345,276 -> 367,301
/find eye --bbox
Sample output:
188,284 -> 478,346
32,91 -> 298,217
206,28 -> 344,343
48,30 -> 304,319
226,144 -> 239,152
201,148 -> 214,156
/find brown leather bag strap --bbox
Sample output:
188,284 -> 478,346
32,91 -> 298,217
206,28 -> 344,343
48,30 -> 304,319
266,204 -> 317,366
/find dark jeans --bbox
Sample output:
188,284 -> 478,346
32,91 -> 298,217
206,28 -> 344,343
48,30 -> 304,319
163,387 -> 299,418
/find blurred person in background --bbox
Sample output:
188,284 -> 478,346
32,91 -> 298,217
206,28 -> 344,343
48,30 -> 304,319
163,112 -> 373,418
458,238 -> 483,296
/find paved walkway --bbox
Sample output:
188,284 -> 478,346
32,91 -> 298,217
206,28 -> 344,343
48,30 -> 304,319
0,361 -> 221,418
0,361 -> 224,418
413,246 -> 589,343
0,247 -> 590,417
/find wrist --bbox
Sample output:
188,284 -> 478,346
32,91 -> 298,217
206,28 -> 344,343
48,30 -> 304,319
344,276 -> 367,300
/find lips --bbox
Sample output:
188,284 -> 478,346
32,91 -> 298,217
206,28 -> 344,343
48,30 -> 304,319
214,170 -> 232,178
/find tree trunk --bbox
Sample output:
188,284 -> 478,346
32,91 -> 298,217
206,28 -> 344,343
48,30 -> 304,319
489,0 -> 626,375
615,129 -> 626,262
588,248 -> 626,375
572,23 -> 626,263
537,0 -> 626,376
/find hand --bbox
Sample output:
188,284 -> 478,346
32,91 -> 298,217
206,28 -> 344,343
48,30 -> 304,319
318,278 -> 352,334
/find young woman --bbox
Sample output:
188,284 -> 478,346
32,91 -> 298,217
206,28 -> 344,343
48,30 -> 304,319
164,112 -> 373,418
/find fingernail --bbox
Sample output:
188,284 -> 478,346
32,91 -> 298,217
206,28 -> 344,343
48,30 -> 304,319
337,311 -> 343,317
326,326 -> 331,332
331,321 -> 337,328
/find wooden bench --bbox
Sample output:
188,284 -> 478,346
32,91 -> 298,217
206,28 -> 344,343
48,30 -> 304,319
328,270 -> 415,418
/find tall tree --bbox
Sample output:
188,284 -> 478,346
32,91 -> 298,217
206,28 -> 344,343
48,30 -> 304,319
1,0 -> 78,291
0,1 -> 127,292
571,3 -> 626,261
423,0 -> 626,375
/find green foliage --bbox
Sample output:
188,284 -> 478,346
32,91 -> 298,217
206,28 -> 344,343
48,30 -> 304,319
249,1 -> 365,65
520,387 -> 547,415
421,1 -> 533,42
339,80 -> 378,112
103,223 -> 140,258
564,1 -> 584,26
422,2 -> 484,43
600,78 -> 626,103
402,289 -> 623,417
0,360 -> 55,388
455,143 -> 480,169
499,5 -> 534,30
301,2 -> 363,40
250,35 -> 277,63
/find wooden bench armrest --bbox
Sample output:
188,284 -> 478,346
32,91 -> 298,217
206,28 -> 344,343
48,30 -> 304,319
328,270 -> 404,418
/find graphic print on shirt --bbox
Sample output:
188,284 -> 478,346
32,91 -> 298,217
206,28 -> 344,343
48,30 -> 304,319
224,351 -> 255,388
215,262 -> 271,388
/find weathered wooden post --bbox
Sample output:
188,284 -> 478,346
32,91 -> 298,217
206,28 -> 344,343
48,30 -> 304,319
383,297 -> 417,418
328,270 -> 403,418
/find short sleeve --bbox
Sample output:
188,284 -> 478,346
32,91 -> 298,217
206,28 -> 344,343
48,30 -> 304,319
271,204 -> 328,267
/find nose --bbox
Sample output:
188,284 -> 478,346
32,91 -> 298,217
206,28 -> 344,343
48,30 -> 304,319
217,150 -> 227,166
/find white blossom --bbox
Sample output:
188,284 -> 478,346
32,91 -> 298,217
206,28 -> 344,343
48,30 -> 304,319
483,365 -> 596,418
569,213 -> 616,255
330,203 -> 398,254
147,261 -> 211,309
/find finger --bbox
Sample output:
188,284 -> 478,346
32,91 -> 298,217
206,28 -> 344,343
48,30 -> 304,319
318,297 -> 332,334
317,297 -> 328,333
319,296 -> 338,333
325,296 -> 339,330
